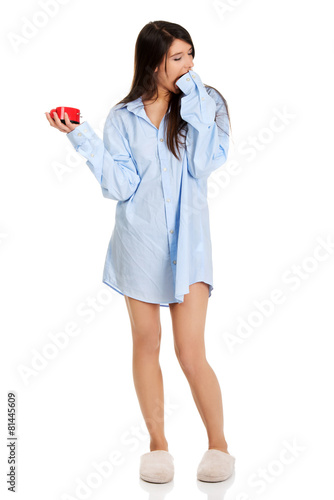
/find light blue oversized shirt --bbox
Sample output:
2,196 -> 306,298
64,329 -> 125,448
66,69 -> 229,306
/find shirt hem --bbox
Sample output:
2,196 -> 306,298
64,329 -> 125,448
102,279 -> 178,307
102,278 -> 213,307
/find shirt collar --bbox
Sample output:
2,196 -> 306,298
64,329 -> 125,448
124,96 -> 143,113
117,96 -> 171,116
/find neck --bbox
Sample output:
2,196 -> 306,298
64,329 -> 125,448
144,85 -> 171,105
157,86 -> 171,103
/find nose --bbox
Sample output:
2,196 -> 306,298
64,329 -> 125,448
184,54 -> 194,70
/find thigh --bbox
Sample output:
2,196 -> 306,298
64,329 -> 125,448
169,282 -> 209,354
124,295 -> 161,347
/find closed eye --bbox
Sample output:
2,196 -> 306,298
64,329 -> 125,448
174,52 -> 193,61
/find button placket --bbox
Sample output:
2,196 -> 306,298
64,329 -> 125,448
157,128 -> 178,276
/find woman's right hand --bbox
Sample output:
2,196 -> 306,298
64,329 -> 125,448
45,111 -> 81,134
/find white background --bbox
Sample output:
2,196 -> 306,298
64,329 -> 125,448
1,0 -> 334,498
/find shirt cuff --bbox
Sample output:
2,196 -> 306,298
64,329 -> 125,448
176,69 -> 205,95
66,121 -> 98,151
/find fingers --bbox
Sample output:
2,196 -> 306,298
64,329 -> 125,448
64,112 -> 77,132
45,111 -> 80,133
52,111 -> 71,133
45,112 -> 57,128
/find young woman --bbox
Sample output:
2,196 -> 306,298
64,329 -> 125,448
45,20 -> 235,484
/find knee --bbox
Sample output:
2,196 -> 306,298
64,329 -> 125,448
174,346 -> 206,377
132,323 -> 162,354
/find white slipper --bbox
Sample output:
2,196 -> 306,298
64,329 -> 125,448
139,450 -> 174,483
197,449 -> 235,482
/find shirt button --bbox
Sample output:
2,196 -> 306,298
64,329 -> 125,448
160,138 -> 164,142
91,154 -> 94,157
163,167 -> 167,171
170,229 -> 174,234
173,260 -> 176,264
202,97 -> 205,100
192,74 -> 196,78
78,132 -> 82,136
84,129 -> 87,132
186,77 -> 190,81
166,198 -> 170,202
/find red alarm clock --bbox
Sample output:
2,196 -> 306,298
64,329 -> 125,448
50,107 -> 81,125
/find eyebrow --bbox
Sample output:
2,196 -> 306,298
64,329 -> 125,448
170,48 -> 193,57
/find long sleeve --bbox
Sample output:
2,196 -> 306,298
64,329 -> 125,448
176,70 -> 230,179
66,110 -> 141,201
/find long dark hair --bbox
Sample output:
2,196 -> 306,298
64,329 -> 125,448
115,20 -> 232,161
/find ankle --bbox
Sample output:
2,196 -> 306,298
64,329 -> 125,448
150,438 -> 169,452
208,439 -> 229,454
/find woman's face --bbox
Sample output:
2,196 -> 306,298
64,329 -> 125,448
154,39 -> 194,97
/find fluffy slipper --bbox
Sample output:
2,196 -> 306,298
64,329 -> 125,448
139,450 -> 174,483
197,449 -> 235,482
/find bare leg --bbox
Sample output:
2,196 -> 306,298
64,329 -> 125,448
124,295 -> 169,452
169,282 -> 229,453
